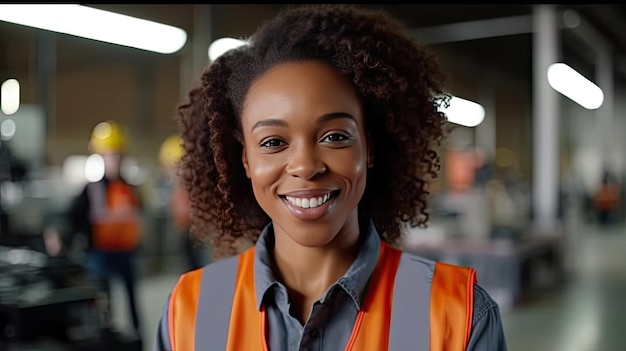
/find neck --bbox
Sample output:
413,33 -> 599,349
271,221 -> 362,323
274,240 -> 360,295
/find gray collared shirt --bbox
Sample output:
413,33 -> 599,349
253,222 -> 508,351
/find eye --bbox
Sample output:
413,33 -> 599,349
260,138 -> 286,148
321,133 -> 350,143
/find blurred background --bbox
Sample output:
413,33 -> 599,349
1,4 -> 625,351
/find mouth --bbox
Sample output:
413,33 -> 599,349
279,190 -> 340,219
281,190 -> 339,209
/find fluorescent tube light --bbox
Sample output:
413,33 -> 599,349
1,79 -> 20,115
439,96 -> 485,127
0,4 -> 187,54
547,62 -> 604,110
208,37 -> 247,61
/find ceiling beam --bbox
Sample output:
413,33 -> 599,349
407,10 -> 626,80
408,15 -> 533,45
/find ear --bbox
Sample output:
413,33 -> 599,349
366,133 -> 374,169
242,146 -> 251,179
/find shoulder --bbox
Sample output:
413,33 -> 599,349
397,250 -> 437,279
397,250 -> 497,313
470,283 -> 500,327
199,252 -> 242,275
167,251 -> 249,320
172,251 -> 245,293
466,284 -> 507,349
170,268 -> 204,301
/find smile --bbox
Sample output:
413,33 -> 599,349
285,193 -> 332,209
280,190 -> 339,220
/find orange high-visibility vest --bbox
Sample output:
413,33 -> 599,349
593,183 -> 620,210
166,242 -> 476,351
88,180 -> 141,251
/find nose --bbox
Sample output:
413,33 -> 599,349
285,144 -> 327,180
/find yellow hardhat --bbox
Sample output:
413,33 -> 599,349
159,134 -> 184,168
89,120 -> 126,154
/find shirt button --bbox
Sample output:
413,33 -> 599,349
309,329 -> 319,338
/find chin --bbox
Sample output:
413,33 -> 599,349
285,221 -> 351,249
291,234 -> 338,248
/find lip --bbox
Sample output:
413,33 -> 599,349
280,190 -> 338,220
280,189 -> 337,197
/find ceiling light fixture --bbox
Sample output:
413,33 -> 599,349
547,62 -> 604,110
0,4 -> 187,54
439,96 -> 486,127
1,79 -> 20,115
208,37 -> 247,62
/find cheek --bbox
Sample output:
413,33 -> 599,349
327,148 -> 368,182
247,155 -> 286,187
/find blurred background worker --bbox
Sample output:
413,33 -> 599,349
45,120 -> 144,344
158,134 -> 209,272
593,169 -> 621,226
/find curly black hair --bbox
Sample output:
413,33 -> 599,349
177,4 -> 449,259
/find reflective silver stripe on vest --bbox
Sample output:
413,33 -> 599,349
87,181 -> 108,222
195,255 -> 239,350
388,252 -> 433,351
87,180 -> 138,223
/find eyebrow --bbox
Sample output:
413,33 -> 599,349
250,112 -> 357,132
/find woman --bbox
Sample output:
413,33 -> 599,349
154,4 -> 507,350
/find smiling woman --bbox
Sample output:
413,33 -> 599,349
153,4 -> 507,351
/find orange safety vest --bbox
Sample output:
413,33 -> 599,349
593,183 -> 620,210
166,242 -> 476,351
88,180 -> 141,251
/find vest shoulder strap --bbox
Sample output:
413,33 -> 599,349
391,252 -> 476,351
430,261 -> 477,351
388,251 -> 432,350
168,268 -> 202,351
168,252 -> 242,351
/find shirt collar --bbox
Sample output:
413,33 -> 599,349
253,220 -> 381,311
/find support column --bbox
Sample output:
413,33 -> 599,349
37,31 -> 56,133
475,77 -> 497,159
180,5 -> 213,98
532,5 -> 561,233
136,60 -> 156,133
564,9 -> 618,198
596,44 -> 614,172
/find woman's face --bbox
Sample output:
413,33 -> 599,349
240,60 -> 371,248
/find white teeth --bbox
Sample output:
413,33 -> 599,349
286,193 -> 331,209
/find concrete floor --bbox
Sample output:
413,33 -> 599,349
97,222 -> 626,351
501,223 -> 626,351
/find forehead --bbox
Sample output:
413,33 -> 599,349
242,60 -> 361,119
